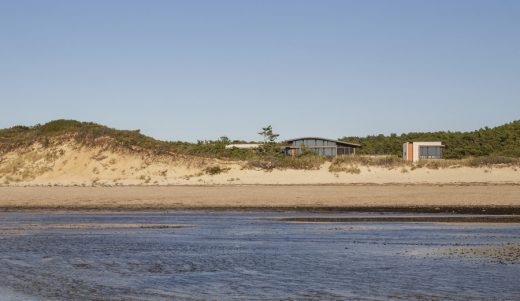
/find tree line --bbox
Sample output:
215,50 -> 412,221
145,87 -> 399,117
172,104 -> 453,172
340,120 -> 520,158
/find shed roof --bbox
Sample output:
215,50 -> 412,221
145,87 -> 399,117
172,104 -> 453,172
284,137 -> 361,147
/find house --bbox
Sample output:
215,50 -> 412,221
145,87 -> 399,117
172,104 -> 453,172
403,142 -> 443,162
283,137 -> 360,157
225,144 -> 261,149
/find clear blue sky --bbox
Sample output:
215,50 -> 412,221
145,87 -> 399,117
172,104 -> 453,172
1,0 -> 519,142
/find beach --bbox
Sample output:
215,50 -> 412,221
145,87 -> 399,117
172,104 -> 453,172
1,184 -> 519,211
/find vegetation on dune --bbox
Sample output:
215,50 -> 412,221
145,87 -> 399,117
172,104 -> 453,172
329,155 -> 403,174
0,120 -> 156,151
203,166 -> 231,175
0,119 -> 253,159
328,155 -> 520,174
340,120 -> 520,159
1,120 -> 520,174
248,152 -> 325,171
330,155 -> 405,168
0,120 -> 322,170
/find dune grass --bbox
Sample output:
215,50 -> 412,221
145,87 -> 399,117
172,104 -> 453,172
329,155 -> 520,174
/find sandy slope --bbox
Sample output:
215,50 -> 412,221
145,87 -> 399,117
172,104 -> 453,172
0,140 -> 519,186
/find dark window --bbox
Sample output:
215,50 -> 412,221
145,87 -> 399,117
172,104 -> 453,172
419,146 -> 442,159
337,147 -> 354,156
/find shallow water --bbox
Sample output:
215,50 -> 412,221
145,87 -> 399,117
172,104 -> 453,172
0,211 -> 519,300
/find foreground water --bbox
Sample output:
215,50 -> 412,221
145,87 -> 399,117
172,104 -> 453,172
0,211 -> 519,300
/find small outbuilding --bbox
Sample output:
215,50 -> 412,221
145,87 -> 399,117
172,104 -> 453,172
403,142 -> 443,162
283,137 -> 360,157
225,144 -> 261,150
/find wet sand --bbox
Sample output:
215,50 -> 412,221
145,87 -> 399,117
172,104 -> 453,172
277,216 -> 520,223
434,244 -> 520,264
0,223 -> 188,231
405,243 -> 520,264
0,184 -> 520,212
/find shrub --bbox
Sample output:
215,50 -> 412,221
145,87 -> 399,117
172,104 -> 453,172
248,160 -> 276,170
38,120 -> 82,134
328,162 -> 361,174
204,166 -> 230,175
468,156 -> 519,167
330,155 -> 404,169
247,152 -> 325,170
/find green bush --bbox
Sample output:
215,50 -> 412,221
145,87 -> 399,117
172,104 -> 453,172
38,120 -> 82,134
204,166 -> 230,175
247,152 -> 325,170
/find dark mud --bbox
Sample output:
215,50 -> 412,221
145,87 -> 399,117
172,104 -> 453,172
277,215 -> 520,223
435,244 -> 520,264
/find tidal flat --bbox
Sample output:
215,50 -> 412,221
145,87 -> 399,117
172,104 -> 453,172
0,211 -> 519,300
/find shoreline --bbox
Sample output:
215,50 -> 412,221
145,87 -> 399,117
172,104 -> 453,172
2,182 -> 520,187
277,216 -> 520,223
1,184 -> 520,213
2,207 -> 520,215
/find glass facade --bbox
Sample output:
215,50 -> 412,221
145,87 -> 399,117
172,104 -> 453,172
337,147 -> 354,155
419,146 -> 442,159
285,139 -> 356,157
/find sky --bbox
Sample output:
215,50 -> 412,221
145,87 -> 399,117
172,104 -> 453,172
0,0 -> 519,142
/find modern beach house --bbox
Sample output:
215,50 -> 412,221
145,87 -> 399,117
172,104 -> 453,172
403,142 -> 443,162
283,137 -> 360,157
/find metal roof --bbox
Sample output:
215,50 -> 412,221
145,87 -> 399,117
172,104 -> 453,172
284,137 -> 361,147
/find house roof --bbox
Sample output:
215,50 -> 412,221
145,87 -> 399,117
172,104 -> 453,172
225,144 -> 261,149
284,137 -> 361,147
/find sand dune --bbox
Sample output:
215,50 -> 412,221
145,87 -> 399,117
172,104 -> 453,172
1,140 -> 519,187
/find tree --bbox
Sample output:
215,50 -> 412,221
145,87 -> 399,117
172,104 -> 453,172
219,136 -> 231,144
258,125 -> 280,154
258,125 -> 279,143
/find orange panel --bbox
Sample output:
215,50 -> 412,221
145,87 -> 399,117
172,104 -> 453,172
407,144 -> 413,161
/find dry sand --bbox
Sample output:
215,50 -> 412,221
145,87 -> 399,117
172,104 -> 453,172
1,141 -> 519,186
0,185 -> 519,211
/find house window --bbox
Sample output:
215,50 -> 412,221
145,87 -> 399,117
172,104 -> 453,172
338,147 -> 353,155
419,146 -> 442,159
